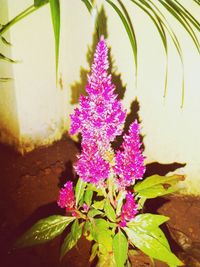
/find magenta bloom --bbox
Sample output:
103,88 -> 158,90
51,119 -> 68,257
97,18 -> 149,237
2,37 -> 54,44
75,142 -> 110,185
120,192 -> 138,227
114,120 -> 146,187
57,181 -> 75,211
70,36 -> 126,152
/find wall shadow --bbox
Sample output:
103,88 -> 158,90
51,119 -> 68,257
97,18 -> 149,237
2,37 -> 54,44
112,98 -> 144,150
144,162 -> 186,178
70,6 -> 126,105
57,160 -> 75,188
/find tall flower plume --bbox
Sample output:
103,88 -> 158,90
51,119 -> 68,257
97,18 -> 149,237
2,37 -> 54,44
70,36 -> 126,152
70,36 -> 126,184
114,120 -> 146,188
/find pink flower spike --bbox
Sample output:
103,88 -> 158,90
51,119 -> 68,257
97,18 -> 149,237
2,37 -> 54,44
57,181 -> 75,211
75,142 -> 110,185
120,192 -> 138,227
114,120 -> 146,188
70,36 -> 126,153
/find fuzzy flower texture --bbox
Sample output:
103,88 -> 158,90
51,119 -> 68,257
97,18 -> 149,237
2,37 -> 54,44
59,36 -> 145,225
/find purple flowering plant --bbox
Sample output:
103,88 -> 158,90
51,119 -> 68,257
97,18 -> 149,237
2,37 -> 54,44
16,37 -> 185,266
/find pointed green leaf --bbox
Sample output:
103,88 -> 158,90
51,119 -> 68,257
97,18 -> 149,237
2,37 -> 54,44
97,229 -> 113,252
15,215 -> 75,248
92,199 -> 105,210
0,36 -> 12,46
127,213 -> 169,230
34,0 -> 49,7
84,189 -> 93,206
0,6 -> 38,36
97,252 -> 116,267
0,77 -> 12,82
104,200 -> 116,222
174,0 -> 200,31
88,209 -> 103,218
147,0 -> 185,106
49,0 -> 60,81
137,184 -> 179,199
60,219 -> 82,260
134,174 -> 184,199
159,0 -> 200,53
0,53 -> 18,63
113,230 -> 128,267
116,190 -> 126,216
125,226 -> 183,266
75,178 -> 87,206
105,0 -> 137,77
81,0 -> 93,13
134,174 -> 184,192
89,243 -> 98,262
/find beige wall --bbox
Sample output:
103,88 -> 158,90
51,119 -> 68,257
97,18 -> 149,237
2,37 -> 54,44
0,0 -> 20,147
0,0 -> 200,193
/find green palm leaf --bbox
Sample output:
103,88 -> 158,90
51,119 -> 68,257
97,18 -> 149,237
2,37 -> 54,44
106,0 -> 138,79
49,0 -> 60,82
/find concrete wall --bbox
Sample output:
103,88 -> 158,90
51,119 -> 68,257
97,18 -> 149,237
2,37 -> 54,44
0,0 -> 200,193
0,0 -> 20,147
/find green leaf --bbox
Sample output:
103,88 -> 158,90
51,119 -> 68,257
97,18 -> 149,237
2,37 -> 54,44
105,0 -> 138,77
137,196 -> 146,210
97,252 -> 116,267
125,226 -> 183,266
97,229 -> 113,252
134,174 -> 184,199
127,213 -> 169,230
92,199 -> 105,210
15,215 -> 75,248
89,243 -> 98,262
83,221 -> 93,241
84,189 -> 93,206
113,230 -> 128,267
159,0 -> 200,53
137,184 -> 178,199
75,178 -> 87,206
0,36 -> 12,46
60,219 -> 82,260
173,0 -> 200,31
130,0 -> 169,97
81,0 -> 93,13
0,77 -> 13,82
90,218 -> 110,241
34,0 -> 49,7
134,174 -> 184,193
104,200 -> 116,222
87,184 -> 104,196
0,6 -> 38,36
116,190 -> 126,216
49,0 -> 60,81
0,53 -> 17,63
88,209 -> 103,218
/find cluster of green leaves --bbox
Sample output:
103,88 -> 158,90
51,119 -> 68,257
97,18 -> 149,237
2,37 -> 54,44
16,174 -> 184,266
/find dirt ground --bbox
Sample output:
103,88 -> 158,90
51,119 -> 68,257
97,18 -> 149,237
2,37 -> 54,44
0,136 -> 200,267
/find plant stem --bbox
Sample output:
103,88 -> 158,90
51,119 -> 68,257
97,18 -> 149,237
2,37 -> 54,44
108,173 -> 115,207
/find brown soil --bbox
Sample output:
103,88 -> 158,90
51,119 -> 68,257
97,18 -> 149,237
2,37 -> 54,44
0,136 -> 200,267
